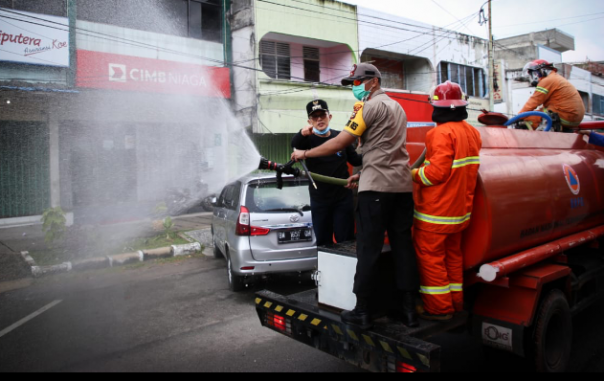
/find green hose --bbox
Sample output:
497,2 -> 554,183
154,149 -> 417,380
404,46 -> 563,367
301,148 -> 426,187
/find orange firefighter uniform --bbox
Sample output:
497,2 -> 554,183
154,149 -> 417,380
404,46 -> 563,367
412,120 -> 482,315
519,71 -> 585,129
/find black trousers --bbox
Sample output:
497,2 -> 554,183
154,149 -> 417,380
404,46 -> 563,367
311,191 -> 355,246
353,191 -> 419,299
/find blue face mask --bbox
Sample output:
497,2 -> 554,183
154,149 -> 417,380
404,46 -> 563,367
352,83 -> 371,101
313,126 -> 331,135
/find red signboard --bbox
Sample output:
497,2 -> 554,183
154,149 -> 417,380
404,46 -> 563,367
76,50 -> 231,98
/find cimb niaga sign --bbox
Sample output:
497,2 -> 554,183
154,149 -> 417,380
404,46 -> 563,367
76,50 -> 231,98
0,7 -> 69,67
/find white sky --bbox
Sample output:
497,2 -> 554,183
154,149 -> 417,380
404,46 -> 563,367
343,0 -> 604,63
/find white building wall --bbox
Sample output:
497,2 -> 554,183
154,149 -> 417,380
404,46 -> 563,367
357,7 -> 488,91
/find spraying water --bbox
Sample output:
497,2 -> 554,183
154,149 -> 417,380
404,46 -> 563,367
0,0 -> 261,264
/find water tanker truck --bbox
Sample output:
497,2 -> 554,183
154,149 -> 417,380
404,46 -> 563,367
253,110 -> 604,373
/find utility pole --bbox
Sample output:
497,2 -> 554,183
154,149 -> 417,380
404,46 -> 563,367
488,0 -> 494,112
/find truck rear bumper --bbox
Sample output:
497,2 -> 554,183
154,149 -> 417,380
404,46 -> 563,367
255,289 -> 446,372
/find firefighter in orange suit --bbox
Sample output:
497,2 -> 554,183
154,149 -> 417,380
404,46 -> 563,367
518,59 -> 585,131
411,81 -> 482,321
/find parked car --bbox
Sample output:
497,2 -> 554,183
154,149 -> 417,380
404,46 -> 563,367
211,173 -> 317,291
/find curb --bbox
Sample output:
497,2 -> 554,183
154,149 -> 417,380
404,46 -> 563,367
21,241 -> 212,278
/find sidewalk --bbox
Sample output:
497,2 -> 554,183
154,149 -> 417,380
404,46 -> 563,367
0,212 -> 214,293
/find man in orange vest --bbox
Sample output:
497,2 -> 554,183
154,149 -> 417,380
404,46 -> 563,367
411,81 -> 482,320
518,59 -> 585,131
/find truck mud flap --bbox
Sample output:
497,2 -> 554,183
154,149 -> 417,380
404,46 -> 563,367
255,290 -> 441,372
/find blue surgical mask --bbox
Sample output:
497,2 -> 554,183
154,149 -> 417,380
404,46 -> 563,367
353,83 -> 371,101
313,126 -> 331,135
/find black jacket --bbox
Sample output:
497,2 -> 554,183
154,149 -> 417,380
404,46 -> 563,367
291,130 -> 362,200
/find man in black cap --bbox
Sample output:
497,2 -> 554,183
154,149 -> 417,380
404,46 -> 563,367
291,63 -> 419,328
291,99 -> 362,246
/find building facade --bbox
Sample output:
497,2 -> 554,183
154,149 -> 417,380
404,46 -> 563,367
229,0 -> 359,162
0,0 -> 237,226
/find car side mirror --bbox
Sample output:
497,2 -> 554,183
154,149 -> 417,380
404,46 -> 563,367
210,197 -> 217,206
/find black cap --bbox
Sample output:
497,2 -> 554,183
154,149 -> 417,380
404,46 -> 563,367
341,63 -> 382,86
306,99 -> 329,117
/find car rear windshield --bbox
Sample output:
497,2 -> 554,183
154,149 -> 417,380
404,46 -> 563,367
245,180 -> 311,213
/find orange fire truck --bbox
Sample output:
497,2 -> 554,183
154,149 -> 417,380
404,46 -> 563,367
254,93 -> 604,372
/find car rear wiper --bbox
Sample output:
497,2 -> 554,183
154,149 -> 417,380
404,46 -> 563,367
264,208 -> 304,216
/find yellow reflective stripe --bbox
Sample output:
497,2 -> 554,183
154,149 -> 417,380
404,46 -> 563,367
420,285 -> 451,295
560,117 -> 581,127
450,283 -> 463,292
452,156 -> 480,168
424,160 -> 430,165
536,86 -> 549,94
419,167 -> 433,186
414,210 -> 471,225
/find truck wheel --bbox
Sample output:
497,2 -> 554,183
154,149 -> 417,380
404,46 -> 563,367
226,251 -> 245,292
532,289 -> 572,372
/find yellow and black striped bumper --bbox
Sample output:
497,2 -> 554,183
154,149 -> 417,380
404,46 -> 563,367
255,291 -> 440,372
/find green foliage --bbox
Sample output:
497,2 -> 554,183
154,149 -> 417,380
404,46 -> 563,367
162,216 -> 175,239
41,207 -> 67,247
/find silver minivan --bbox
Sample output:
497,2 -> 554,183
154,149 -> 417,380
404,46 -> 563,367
211,173 -> 317,291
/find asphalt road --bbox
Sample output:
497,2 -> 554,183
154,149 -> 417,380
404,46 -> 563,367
0,255 -> 603,372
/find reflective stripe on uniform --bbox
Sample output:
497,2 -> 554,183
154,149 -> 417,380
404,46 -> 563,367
451,156 -> 480,168
560,117 -> 581,127
450,283 -> 463,292
414,210 -> 471,225
418,167 -> 433,186
536,86 -> 549,95
420,285 -> 451,295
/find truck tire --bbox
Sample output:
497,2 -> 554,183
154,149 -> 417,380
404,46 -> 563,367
226,250 -> 245,292
532,289 -> 572,372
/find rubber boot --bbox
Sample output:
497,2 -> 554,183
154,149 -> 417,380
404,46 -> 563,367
341,298 -> 372,329
401,291 -> 419,328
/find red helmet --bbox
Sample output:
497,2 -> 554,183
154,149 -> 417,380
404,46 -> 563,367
430,81 -> 468,108
523,59 -> 557,73
523,59 -> 557,86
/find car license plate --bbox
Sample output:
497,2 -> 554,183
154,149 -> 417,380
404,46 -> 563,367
278,228 -> 312,244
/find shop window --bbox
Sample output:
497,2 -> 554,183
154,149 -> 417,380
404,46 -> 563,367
260,40 -> 291,80
0,0 -> 66,16
186,0 -> 222,42
303,46 -> 320,83
438,62 -> 486,98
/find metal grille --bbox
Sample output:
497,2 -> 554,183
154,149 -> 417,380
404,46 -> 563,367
0,121 -> 50,218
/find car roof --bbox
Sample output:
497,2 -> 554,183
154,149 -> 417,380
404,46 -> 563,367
237,172 -> 309,184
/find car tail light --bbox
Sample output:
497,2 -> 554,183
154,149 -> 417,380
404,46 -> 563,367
236,206 -> 271,236
266,311 -> 292,335
236,206 -> 251,235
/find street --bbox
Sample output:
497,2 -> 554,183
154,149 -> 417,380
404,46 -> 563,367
0,255 -> 603,372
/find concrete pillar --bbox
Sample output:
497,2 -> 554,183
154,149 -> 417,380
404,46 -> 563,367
48,111 -> 60,208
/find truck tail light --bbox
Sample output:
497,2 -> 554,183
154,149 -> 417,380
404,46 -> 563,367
236,206 -> 270,236
396,361 -> 417,373
266,311 -> 292,335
